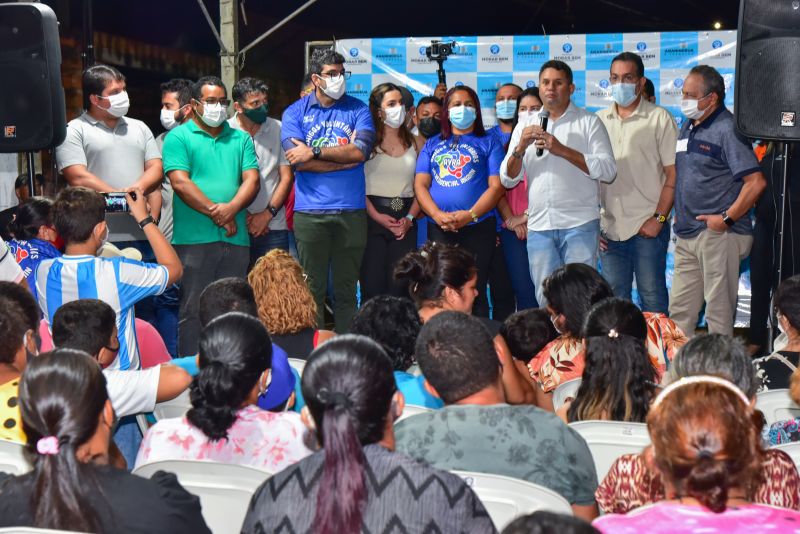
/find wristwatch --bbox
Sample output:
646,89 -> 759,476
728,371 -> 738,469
137,216 -> 155,230
405,213 -> 414,223
653,212 -> 667,224
267,204 -> 279,217
721,210 -> 735,227
312,146 -> 322,160
469,209 -> 479,223
511,149 -> 523,159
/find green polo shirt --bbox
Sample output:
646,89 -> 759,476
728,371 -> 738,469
162,120 -> 258,246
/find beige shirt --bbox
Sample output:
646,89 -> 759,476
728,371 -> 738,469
365,145 -> 416,198
597,98 -> 678,241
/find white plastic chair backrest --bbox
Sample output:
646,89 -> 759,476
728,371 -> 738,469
756,389 -> 800,427
287,358 -> 306,376
773,442 -> 800,474
453,470 -> 572,530
0,439 -> 32,475
553,378 -> 582,413
396,404 -> 432,423
133,460 -> 271,534
0,529 -> 86,533
568,421 -> 651,483
153,389 -> 192,421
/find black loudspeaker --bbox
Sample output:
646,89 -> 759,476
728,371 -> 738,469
0,3 -> 66,153
735,0 -> 800,140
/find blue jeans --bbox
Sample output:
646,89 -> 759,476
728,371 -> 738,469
527,219 -> 600,307
250,229 -> 290,268
600,221 -> 670,314
116,240 -> 180,358
499,228 -> 538,310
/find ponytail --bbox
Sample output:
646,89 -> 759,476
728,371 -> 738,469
8,197 -> 53,241
685,453 -> 731,513
19,349 -> 108,532
313,396 -> 367,534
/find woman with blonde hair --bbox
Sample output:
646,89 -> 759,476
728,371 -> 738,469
248,249 -> 334,359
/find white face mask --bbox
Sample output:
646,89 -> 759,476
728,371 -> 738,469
321,75 -> 346,100
160,109 -> 178,130
681,94 -> 710,121
778,313 -> 787,334
520,109 -> 541,127
382,105 -> 406,129
100,91 -> 130,118
200,102 -> 227,127
96,224 -> 109,253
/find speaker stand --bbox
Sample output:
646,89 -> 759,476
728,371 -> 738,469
25,152 -> 36,196
768,142 -> 791,352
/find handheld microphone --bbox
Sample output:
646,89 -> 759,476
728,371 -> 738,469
536,110 -> 550,157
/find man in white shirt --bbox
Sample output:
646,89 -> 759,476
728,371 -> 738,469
228,77 -> 293,265
500,60 -> 616,306
597,52 -> 678,314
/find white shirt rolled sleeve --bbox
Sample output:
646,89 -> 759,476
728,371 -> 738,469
500,102 -> 617,232
0,238 -> 24,283
103,366 -> 161,417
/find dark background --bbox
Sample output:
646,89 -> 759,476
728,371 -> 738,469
44,0 -> 740,132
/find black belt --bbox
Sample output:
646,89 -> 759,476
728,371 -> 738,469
368,195 -> 413,213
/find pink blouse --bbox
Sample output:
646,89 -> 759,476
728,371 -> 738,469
135,405 -> 313,472
594,502 -> 800,533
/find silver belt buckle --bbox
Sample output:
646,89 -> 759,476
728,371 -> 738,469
390,197 -> 404,212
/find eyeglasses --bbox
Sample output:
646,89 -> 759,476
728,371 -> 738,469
199,98 -> 231,106
320,71 -> 351,80
104,343 -> 120,354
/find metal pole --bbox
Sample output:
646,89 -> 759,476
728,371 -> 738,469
239,0 -> 318,56
769,142 -> 791,352
196,0 -> 229,54
26,152 -> 35,196
81,0 -> 94,70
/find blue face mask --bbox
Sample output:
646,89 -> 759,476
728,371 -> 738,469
495,99 -> 517,120
449,105 -> 477,130
611,82 -> 638,107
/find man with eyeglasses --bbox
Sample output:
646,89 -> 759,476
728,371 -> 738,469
597,51 -> 678,314
162,75 -> 260,356
229,77 -> 293,264
281,49 -> 375,333
669,65 -> 766,337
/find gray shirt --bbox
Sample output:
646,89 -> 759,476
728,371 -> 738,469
396,403 -> 599,505
154,132 -> 174,242
674,106 -> 761,238
227,115 -> 289,231
55,113 -> 161,242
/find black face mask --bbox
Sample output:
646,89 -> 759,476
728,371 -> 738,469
418,117 -> 442,139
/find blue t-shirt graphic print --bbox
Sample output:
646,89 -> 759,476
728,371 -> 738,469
416,132 -> 504,224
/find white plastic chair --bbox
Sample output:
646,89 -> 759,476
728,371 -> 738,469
133,460 -> 272,534
552,378 -> 582,412
453,470 -> 572,530
0,439 -> 32,475
287,358 -> 306,376
568,421 -> 651,483
773,442 -> 800,474
756,389 -> 800,427
396,404 -> 432,423
153,389 -> 192,421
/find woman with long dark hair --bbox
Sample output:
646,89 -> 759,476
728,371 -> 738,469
360,83 -> 421,300
594,377 -> 800,532
136,312 -> 311,471
0,349 -> 210,533
562,298 -> 656,423
414,85 -> 505,317
241,335 -> 496,533
6,197 -> 61,302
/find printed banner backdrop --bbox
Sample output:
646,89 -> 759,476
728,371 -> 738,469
336,31 -> 750,326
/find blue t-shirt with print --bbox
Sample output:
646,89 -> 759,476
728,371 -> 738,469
415,132 -> 504,224
8,238 -> 61,303
281,93 -> 374,211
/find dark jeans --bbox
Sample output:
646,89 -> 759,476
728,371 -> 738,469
427,216 -> 496,317
600,221 -> 671,314
488,232 -> 516,321
249,229 -> 290,269
175,242 -> 250,356
499,228 -> 538,310
360,201 -> 418,302
294,211 -> 367,333
117,240 -> 179,357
